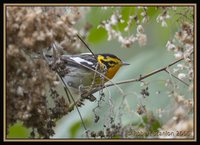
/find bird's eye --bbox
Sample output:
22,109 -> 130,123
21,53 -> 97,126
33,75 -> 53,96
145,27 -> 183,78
108,61 -> 117,66
109,61 -> 115,64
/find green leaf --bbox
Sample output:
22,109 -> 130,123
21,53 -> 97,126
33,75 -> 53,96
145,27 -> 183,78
87,28 -> 107,43
142,114 -> 161,132
69,121 -> 82,138
8,122 -> 30,138
150,119 -> 161,132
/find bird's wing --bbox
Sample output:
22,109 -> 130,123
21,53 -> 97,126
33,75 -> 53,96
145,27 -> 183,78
60,54 -> 98,70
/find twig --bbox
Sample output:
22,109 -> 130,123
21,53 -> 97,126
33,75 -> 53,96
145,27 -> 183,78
76,34 -> 95,57
164,69 -> 189,86
87,57 -> 186,96
58,73 -> 89,136
106,57 -> 187,87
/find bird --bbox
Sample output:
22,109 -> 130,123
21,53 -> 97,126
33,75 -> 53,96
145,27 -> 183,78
43,43 -> 129,103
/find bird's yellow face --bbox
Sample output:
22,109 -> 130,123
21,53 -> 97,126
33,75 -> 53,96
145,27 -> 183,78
97,54 -> 129,80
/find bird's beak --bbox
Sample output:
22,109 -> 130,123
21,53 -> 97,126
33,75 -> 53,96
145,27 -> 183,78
122,61 -> 130,65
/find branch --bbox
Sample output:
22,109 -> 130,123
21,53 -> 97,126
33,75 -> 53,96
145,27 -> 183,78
86,57 -> 186,96
164,69 -> 189,86
107,57 -> 184,87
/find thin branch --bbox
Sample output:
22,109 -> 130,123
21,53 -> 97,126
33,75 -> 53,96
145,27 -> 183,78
58,74 -> 88,132
50,46 -> 89,134
87,57 -> 186,96
164,69 -> 189,86
76,34 -> 95,57
106,57 -> 187,87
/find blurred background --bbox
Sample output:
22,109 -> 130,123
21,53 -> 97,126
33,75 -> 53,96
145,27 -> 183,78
7,6 -> 194,139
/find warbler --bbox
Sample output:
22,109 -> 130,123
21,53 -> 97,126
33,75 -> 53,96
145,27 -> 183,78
43,43 -> 129,102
